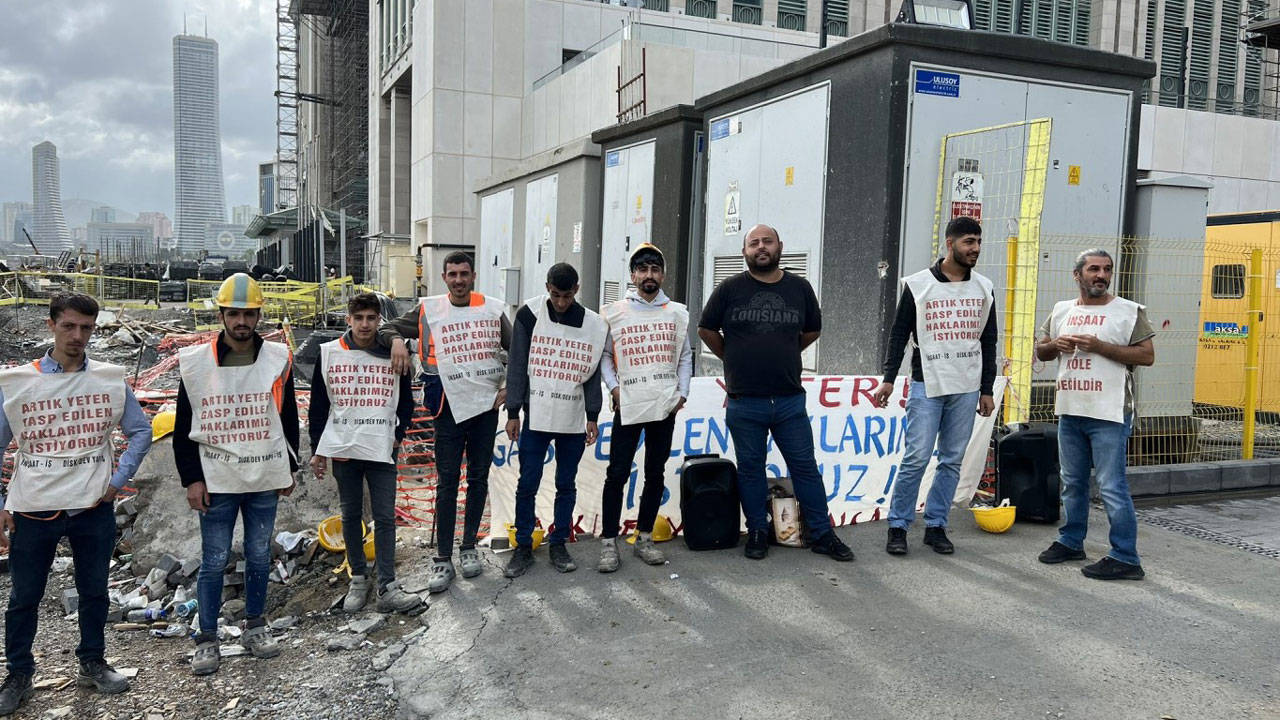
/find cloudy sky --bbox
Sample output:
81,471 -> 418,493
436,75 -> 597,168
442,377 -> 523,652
0,0 -> 278,221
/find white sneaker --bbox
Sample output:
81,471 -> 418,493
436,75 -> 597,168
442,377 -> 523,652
633,535 -> 666,566
343,575 -> 372,613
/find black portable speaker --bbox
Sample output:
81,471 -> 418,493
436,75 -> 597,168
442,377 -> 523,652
679,454 -> 741,550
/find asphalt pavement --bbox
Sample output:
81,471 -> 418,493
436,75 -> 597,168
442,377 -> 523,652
390,497 -> 1280,719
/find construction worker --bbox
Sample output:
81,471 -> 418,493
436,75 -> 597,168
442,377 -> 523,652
0,293 -> 152,714
503,263 -> 608,578
309,292 -> 420,612
382,251 -> 512,593
1035,248 -> 1155,581
174,273 -> 300,675
597,244 -> 691,572
698,224 -> 854,562
873,216 -> 997,556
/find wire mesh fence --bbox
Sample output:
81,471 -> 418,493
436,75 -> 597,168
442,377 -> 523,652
0,271 -> 158,307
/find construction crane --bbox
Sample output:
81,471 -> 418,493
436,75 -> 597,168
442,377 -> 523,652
20,227 -> 38,255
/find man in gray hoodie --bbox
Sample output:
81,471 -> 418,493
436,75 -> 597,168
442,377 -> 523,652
597,244 -> 692,572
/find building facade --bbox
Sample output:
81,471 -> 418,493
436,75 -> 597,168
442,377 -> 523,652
87,222 -> 156,263
259,161 -> 278,214
173,34 -> 227,253
2,201 -> 33,250
30,141 -> 71,253
136,211 -> 174,249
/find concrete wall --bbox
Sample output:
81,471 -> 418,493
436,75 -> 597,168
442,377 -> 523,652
1139,104 -> 1280,213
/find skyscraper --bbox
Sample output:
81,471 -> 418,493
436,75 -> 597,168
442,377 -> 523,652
172,33 -> 225,252
31,141 -> 71,253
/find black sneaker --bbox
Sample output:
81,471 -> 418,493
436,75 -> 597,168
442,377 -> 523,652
77,659 -> 130,694
885,527 -> 908,555
0,672 -> 32,714
744,529 -> 769,560
811,531 -> 855,562
504,545 -> 535,578
923,526 -> 954,555
1038,541 -> 1087,564
548,543 -> 577,573
1081,556 -> 1145,581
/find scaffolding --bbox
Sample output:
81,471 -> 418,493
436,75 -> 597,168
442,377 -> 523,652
327,0 -> 369,223
276,0 -> 300,210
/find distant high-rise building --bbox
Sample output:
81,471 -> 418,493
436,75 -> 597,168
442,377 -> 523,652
88,222 -> 156,263
259,161 -> 278,214
31,141 -> 71,253
231,204 -> 257,226
2,201 -> 33,248
173,34 -> 226,253
90,206 -> 117,224
136,211 -> 174,248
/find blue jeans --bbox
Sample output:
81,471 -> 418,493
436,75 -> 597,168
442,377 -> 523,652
332,459 -> 398,589
514,428 -> 586,547
724,393 -> 833,541
889,381 -> 980,530
1057,414 -> 1139,565
196,491 -> 279,638
5,503 -> 115,674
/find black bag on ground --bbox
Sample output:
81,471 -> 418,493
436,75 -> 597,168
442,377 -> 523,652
996,423 -> 1061,523
680,454 -> 741,550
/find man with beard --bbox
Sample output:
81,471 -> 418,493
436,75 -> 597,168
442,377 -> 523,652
1035,248 -> 1154,581
309,293 -> 420,613
597,244 -> 692,572
174,274 -> 299,675
381,251 -> 512,593
697,224 -> 853,562
0,293 -> 152,714
873,216 -> 997,556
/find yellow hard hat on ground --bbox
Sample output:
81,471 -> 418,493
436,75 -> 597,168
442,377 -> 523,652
317,515 -> 367,552
215,273 -> 264,309
626,515 -> 674,544
151,411 -> 176,441
971,499 -> 1016,533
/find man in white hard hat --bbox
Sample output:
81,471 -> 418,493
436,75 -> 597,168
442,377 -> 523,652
174,273 -> 299,675
0,293 -> 152,714
597,243 -> 691,572
873,216 -> 997,556
1035,248 -> 1155,581
382,251 -> 512,593
503,263 -> 607,578
309,292 -> 420,613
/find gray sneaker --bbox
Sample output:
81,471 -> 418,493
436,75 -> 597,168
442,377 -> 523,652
426,560 -> 456,594
0,673 -> 32,714
343,574 -> 372,613
241,623 -> 281,659
597,539 -> 620,573
458,547 -> 484,578
633,535 -> 666,566
377,581 -> 425,613
548,543 -> 577,573
191,639 -> 221,676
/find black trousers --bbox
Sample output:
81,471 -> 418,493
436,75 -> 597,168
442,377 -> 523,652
432,398 -> 498,558
600,411 -> 677,539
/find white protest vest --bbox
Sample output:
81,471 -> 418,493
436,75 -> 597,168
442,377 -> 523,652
421,293 -> 506,422
0,360 -> 125,512
314,338 -> 400,463
178,339 -> 294,493
603,299 -> 688,425
903,268 -> 994,397
1049,297 -> 1139,424
525,296 -> 608,434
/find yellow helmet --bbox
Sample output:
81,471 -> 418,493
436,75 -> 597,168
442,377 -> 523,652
971,500 -> 1016,534
626,515 -> 675,544
214,273 -> 264,309
151,411 -> 176,441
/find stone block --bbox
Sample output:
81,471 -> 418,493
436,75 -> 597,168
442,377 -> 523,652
1126,465 -> 1169,497
1167,462 -> 1222,494
1217,459 -> 1272,490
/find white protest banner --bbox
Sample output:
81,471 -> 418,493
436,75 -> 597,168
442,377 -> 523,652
486,375 -> 1006,540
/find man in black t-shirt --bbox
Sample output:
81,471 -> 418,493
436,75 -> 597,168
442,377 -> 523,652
698,224 -> 854,562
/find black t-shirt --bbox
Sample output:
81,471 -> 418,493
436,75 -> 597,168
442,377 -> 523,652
699,270 -> 821,396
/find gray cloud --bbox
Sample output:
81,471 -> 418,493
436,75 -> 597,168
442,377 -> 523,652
0,0 -> 279,221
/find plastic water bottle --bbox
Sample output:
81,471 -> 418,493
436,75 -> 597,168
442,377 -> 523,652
126,608 -> 167,622
175,599 -> 198,618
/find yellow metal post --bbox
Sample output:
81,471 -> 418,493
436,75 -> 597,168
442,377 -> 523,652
1242,248 -> 1263,459
1004,235 -> 1019,419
